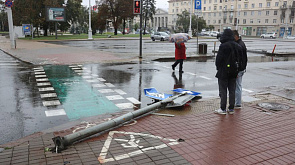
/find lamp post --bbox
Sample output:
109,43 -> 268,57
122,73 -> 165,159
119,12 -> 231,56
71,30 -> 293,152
88,0 -> 93,40
188,0 -> 192,36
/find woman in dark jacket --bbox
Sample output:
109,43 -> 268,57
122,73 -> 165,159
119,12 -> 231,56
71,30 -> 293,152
172,42 -> 186,73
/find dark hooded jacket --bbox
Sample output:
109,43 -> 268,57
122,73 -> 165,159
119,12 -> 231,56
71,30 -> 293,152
236,38 -> 247,71
215,29 -> 243,79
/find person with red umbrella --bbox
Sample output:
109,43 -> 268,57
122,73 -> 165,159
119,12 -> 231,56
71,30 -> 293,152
170,33 -> 190,73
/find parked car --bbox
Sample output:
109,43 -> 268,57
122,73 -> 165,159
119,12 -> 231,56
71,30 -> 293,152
260,32 -> 277,39
150,32 -> 170,41
210,31 -> 220,37
201,31 -> 210,36
285,35 -> 295,39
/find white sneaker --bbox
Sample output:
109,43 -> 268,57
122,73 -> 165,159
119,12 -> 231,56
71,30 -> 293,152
214,109 -> 226,115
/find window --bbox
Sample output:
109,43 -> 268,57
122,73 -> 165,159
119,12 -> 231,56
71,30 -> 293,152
258,19 -> 261,23
258,11 -> 261,16
172,9 -> 174,13
238,4 -> 241,9
273,19 -> 277,23
252,4 -> 255,8
265,19 -> 268,23
251,11 -> 254,15
267,2 -> 270,7
231,5 -> 234,10
176,9 -> 178,12
266,11 -> 269,16
244,12 -> 247,16
283,1 -> 287,8
281,19 -> 284,23
224,5 -> 227,10
219,12 -> 221,16
220,0 -> 222,3
219,20 -> 221,24
204,0 -> 206,4
214,6 -> 217,10
244,4 -> 248,8
243,19 -> 246,24
209,6 -> 211,10
173,3 -> 175,6
223,19 -> 226,24
250,19 -> 253,23
230,19 -> 232,23
208,13 -> 211,17
290,19 -> 294,23
204,7 -> 206,11
209,0 -> 212,3
208,20 -> 210,24
259,3 -> 262,8
274,11 -> 277,15
275,2 -> 279,6
238,11 -> 240,16
215,0 -> 217,3
214,20 -> 216,23
219,6 -> 222,10
214,12 -> 216,16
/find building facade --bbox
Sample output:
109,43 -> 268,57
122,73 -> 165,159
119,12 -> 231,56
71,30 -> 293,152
166,0 -> 295,36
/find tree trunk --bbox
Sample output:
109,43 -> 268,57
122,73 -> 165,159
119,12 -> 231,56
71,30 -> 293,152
123,18 -> 126,35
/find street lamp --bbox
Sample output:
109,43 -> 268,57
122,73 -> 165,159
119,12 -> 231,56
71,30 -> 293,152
188,0 -> 192,36
88,0 -> 93,40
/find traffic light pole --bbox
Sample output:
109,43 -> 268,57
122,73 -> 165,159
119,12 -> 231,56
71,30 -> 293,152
139,0 -> 142,58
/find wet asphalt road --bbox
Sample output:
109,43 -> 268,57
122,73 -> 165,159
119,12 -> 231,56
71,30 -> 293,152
1,38 -> 295,145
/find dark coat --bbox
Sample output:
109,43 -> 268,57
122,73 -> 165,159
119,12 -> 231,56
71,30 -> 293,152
175,43 -> 186,60
236,39 -> 248,71
215,29 -> 243,79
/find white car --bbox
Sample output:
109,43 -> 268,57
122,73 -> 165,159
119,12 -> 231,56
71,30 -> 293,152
209,31 -> 220,37
150,32 -> 170,41
285,35 -> 295,39
260,32 -> 277,39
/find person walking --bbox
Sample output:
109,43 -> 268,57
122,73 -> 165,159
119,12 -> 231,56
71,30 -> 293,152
232,30 -> 248,109
172,42 -> 186,73
215,29 -> 242,115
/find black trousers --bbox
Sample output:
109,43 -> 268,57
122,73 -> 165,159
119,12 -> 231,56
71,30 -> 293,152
172,59 -> 184,71
218,78 -> 236,110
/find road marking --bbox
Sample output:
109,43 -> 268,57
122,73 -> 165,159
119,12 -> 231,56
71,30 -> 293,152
186,72 -> 197,76
127,97 -> 141,105
40,93 -> 57,98
37,82 -> 51,86
0,63 -> 18,66
42,100 -> 61,106
71,67 -> 81,70
91,74 -> 99,77
86,79 -> 99,83
92,84 -> 106,88
82,76 -> 92,79
36,78 -> 49,82
74,70 -> 83,73
98,131 -> 179,163
114,89 -> 127,95
106,95 -> 124,101
242,88 -> 254,93
38,87 -> 54,92
97,78 -> 106,82
35,75 -> 47,78
199,76 -> 212,80
98,89 -> 114,93
69,65 -> 78,68
116,103 -> 134,109
45,109 -> 66,117
105,83 -> 115,87
33,67 -> 43,70
34,72 -> 45,75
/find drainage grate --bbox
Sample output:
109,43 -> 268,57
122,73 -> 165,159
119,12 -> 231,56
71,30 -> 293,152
258,102 -> 290,111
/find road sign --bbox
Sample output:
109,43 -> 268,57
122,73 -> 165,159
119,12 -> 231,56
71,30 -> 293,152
195,0 -> 201,10
5,0 -> 13,7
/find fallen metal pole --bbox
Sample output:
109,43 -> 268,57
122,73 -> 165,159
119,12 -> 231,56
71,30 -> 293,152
52,93 -> 185,151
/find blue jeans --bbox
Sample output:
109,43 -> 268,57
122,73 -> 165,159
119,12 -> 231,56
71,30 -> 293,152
235,70 -> 245,106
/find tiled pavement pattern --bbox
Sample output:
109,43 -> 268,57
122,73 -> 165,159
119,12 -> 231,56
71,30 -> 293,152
1,93 -> 295,165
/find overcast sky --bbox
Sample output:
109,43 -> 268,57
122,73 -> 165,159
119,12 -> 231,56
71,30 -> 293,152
82,0 -> 169,10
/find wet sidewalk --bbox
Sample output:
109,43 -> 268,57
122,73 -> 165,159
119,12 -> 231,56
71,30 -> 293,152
1,93 -> 295,165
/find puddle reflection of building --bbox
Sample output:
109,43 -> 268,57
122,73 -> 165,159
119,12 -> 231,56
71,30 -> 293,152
172,72 -> 184,89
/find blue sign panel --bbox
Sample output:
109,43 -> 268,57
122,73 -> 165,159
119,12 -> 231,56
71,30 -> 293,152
144,88 -> 173,101
22,24 -> 31,35
195,0 -> 201,10
172,88 -> 201,96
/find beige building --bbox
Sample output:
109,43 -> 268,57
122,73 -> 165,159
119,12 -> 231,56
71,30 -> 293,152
166,0 -> 295,36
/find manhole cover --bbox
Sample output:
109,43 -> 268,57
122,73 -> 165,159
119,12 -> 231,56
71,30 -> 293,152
258,102 -> 290,111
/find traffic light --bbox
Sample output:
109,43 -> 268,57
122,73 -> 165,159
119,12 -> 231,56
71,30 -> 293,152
134,0 -> 141,14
